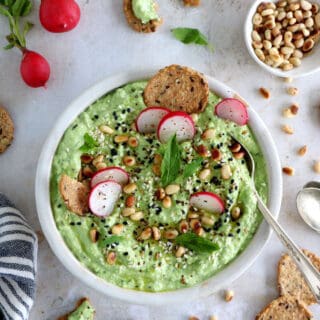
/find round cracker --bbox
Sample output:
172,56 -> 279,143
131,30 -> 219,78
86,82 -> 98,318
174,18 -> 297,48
123,0 -> 162,33
278,249 -> 320,305
143,65 -> 209,114
0,106 -> 14,153
255,295 -> 312,320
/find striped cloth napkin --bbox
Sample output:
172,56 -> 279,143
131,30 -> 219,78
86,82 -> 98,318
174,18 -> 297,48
0,194 -> 37,320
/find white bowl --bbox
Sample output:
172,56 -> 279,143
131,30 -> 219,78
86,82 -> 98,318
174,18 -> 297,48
35,70 -> 282,305
244,0 -> 320,78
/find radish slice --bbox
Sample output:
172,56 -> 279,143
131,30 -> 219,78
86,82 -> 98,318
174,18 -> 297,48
215,98 -> 249,126
190,192 -> 224,214
157,111 -> 195,143
88,180 -> 122,217
135,107 -> 170,133
90,167 -> 129,188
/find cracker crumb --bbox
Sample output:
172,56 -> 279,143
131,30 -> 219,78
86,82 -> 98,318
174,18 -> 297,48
290,104 -> 299,115
287,87 -> 299,96
313,161 -> 320,173
283,167 -> 295,176
259,87 -> 270,99
284,77 -> 293,83
282,124 -> 294,134
282,108 -> 294,118
225,289 -> 234,302
298,145 -> 307,156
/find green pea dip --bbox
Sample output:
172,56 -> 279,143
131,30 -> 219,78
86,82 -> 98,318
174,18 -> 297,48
132,0 -> 159,24
50,81 -> 268,292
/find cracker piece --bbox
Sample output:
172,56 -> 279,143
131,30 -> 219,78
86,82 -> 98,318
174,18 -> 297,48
58,298 -> 94,320
0,106 -> 14,153
123,0 -> 162,33
278,249 -> 320,305
143,65 -> 209,114
59,174 -> 89,215
255,295 -> 312,320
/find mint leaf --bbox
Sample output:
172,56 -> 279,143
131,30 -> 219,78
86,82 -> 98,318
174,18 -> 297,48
171,28 -> 213,50
98,235 -> 123,248
79,133 -> 99,152
175,233 -> 219,254
183,157 -> 203,179
160,135 -> 181,186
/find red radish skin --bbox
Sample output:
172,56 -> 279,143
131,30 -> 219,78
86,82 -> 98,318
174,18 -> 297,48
157,111 -> 195,143
215,98 -> 249,126
40,0 -> 81,33
190,191 -> 224,214
90,167 -> 129,188
20,50 -> 50,88
135,106 -> 170,133
88,180 -> 122,217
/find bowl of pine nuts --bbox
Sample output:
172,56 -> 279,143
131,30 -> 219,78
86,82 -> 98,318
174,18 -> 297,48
244,0 -> 320,78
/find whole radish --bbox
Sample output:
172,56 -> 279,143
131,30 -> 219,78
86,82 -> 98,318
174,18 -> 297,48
20,50 -> 50,88
40,0 -> 81,33
0,1 -> 51,88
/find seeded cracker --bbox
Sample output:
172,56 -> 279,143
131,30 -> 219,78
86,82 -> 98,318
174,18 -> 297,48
278,249 -> 320,305
0,106 -> 14,153
58,298 -> 94,320
255,295 -> 312,320
59,174 -> 89,215
123,0 -> 162,33
143,65 -> 209,114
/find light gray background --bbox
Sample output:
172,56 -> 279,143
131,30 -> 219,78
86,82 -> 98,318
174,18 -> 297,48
0,0 -> 320,319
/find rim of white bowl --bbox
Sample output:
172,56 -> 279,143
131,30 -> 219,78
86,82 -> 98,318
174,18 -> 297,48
244,0 -> 320,79
35,69 -> 282,305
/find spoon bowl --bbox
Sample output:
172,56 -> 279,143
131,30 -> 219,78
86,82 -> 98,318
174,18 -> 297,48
297,187 -> 320,233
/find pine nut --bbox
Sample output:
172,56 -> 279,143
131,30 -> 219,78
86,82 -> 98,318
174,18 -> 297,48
230,143 -> 241,153
179,220 -> 189,233
201,128 -> 215,140
302,38 -> 314,52
287,24 -> 300,32
286,11 -> 293,19
252,30 -> 262,42
114,135 -> 129,143
123,156 -> 136,167
106,251 -> 116,265
176,246 -> 186,258
261,8 -> 274,16
259,87 -> 270,99
303,10 -> 312,18
231,207 -> 241,220
301,0 -> 312,11
263,40 -> 272,50
190,219 -> 201,230
284,31 -> 293,44
297,145 -> 307,156
277,11 -> 286,21
187,211 -> 199,219
234,151 -> 245,159
289,17 -> 297,25
314,161 -> 320,173
99,125 -> 113,134
282,124 -> 294,134
164,229 -> 178,239
282,62 -> 294,71
221,164 -> 232,180
89,228 -> 99,243
190,113 -> 198,122
265,19 -> 276,29
283,107 -> 295,118
283,166 -> 295,176
122,207 -> 135,217
294,10 -> 303,22
156,188 -> 166,200
273,34 -> 283,47
195,227 -> 204,236
211,148 -> 222,161
128,136 -> 139,148
293,49 -> 303,58
201,216 -> 214,226
287,87 -> 299,95
162,196 -> 172,208
255,48 -> 265,61
152,164 -> 161,176
95,162 -> 107,170
277,1 -> 287,8
305,17 -> 314,29
272,26 -> 281,37
92,155 -> 104,167
315,13 -> 320,28
123,183 -> 137,194
289,57 -> 301,66
264,29 -> 272,41
130,211 -> 144,221
225,290 -> 234,302
281,46 -> 294,55
290,104 -> 299,114
253,13 -> 263,25
152,227 -> 161,240
139,227 -> 152,240
289,3 -> 300,11
199,168 -> 211,181
165,184 -> 180,195
252,41 -> 263,49
294,38 -> 304,48
312,3 -> 319,14
112,223 -> 124,235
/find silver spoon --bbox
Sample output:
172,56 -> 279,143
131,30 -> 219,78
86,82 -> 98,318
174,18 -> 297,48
303,181 -> 320,189
233,137 -> 320,303
297,187 -> 320,233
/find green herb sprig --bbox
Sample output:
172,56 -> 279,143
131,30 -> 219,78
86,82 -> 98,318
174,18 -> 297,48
175,233 -> 219,254
79,133 -> 99,152
171,27 -> 214,51
182,157 -> 203,179
0,0 -> 33,50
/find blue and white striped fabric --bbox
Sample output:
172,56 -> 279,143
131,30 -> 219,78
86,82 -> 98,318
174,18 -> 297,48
0,194 -> 37,320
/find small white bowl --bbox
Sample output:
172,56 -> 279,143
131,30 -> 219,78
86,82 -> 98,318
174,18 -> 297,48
35,70 -> 282,305
244,0 -> 320,78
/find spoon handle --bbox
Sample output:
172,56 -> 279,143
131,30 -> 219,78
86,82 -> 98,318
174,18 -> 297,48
255,191 -> 320,303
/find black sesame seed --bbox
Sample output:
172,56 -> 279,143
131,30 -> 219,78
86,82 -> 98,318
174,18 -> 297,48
76,222 -> 81,225
110,149 -> 117,156
70,222 -> 75,226
123,252 -> 129,256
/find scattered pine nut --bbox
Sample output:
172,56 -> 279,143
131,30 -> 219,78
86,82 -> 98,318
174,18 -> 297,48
189,317 -> 199,320
298,145 -> 307,156
106,251 -> 116,265
259,87 -> 270,99
209,316 -> 218,320
282,124 -> 294,134
89,228 -> 99,243
287,87 -> 299,96
314,161 -> 320,173
282,108 -> 295,118
283,166 -> 295,176
284,77 -> 293,83
225,289 -> 234,302
290,104 -> 299,115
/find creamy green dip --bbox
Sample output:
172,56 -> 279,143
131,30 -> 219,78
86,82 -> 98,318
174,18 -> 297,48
51,81 -> 268,292
132,0 -> 159,24
67,300 -> 95,320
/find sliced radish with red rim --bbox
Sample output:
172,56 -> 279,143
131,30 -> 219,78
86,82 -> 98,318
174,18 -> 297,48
190,191 -> 224,214
90,167 -> 129,188
135,106 -> 171,133
88,180 -> 122,217
215,98 -> 249,126
157,111 -> 195,143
